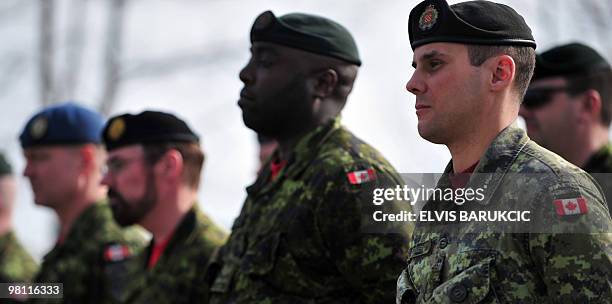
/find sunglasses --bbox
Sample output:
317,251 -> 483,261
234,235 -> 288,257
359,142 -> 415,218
522,86 -> 571,110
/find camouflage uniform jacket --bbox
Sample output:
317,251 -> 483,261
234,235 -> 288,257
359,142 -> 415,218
0,231 -> 37,282
583,143 -> 612,214
209,117 -> 412,304
31,202 -> 146,304
124,205 -> 227,304
397,125 -> 612,303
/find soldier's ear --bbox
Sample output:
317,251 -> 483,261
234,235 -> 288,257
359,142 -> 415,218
77,144 -> 97,173
489,55 -> 515,93
157,149 -> 183,181
312,68 -> 338,99
579,89 -> 603,122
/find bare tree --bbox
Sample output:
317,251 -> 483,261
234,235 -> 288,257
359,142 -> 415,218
0,54 -> 26,98
34,0 -> 240,116
99,0 -> 126,116
581,0 -> 612,60
39,0 -> 55,106
60,0 -> 88,101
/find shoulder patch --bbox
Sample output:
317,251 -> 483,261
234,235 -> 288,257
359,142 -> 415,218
553,197 -> 588,216
104,244 -> 131,262
347,168 -> 377,184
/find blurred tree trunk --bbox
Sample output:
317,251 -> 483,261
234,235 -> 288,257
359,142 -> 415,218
99,0 -> 126,116
60,0 -> 88,101
582,0 -> 612,60
39,0 -> 55,106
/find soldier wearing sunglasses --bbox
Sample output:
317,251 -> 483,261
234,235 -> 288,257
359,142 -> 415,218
520,43 -> 612,213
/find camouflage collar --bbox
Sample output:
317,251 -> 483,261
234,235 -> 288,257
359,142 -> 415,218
0,230 -> 17,250
247,117 -> 342,195
439,123 -> 529,206
144,205 -> 198,270
44,202 -> 109,260
291,116 -> 342,166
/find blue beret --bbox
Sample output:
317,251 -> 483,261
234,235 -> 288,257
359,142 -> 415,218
19,102 -> 105,148
409,0 -> 536,50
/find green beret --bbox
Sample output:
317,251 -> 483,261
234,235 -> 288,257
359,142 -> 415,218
250,10 -> 361,66
0,152 -> 12,176
408,0 -> 536,50
102,111 -> 199,151
532,42 -> 611,81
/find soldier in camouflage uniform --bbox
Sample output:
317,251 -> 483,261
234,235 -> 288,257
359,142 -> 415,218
398,0 -> 612,303
101,111 -> 227,303
520,43 -> 612,213
19,102 -> 145,303
207,11 -> 413,304
0,152 -> 37,283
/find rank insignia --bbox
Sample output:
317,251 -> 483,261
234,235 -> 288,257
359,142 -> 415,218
30,116 -> 48,140
107,118 -> 125,141
419,4 -> 439,31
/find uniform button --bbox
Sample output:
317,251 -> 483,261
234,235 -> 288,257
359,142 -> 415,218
449,283 -> 468,302
439,237 -> 448,249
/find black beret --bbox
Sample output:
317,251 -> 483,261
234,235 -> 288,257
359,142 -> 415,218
532,42 -> 611,81
19,102 -> 105,148
0,152 -> 12,176
250,10 -> 361,66
408,0 -> 536,50
102,111 -> 199,151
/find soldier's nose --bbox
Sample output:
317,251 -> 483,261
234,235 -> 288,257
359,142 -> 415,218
406,75 -> 425,95
239,62 -> 255,85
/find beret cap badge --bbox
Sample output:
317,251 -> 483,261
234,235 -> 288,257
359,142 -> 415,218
107,118 -> 125,141
419,4 -> 439,31
30,116 -> 48,140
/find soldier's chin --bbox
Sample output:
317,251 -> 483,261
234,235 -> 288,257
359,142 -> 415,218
417,125 -> 445,145
110,200 -> 137,227
33,196 -> 51,207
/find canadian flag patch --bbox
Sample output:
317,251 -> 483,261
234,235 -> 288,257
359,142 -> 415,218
553,197 -> 588,216
347,168 -> 377,184
104,244 -> 131,262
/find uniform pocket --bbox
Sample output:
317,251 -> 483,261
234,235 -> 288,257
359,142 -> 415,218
406,236 -> 442,300
430,257 -> 498,304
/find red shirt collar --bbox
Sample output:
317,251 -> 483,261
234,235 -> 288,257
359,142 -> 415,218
269,158 -> 288,181
147,231 -> 174,270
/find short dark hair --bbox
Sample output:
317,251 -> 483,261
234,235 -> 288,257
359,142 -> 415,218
466,45 -> 536,99
565,69 -> 612,125
142,142 -> 205,189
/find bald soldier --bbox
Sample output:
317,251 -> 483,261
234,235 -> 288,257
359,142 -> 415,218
520,43 -> 612,213
397,0 -> 612,303
101,111 -> 227,303
19,102 -> 145,303
0,152 -> 37,283
207,11 -> 412,303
